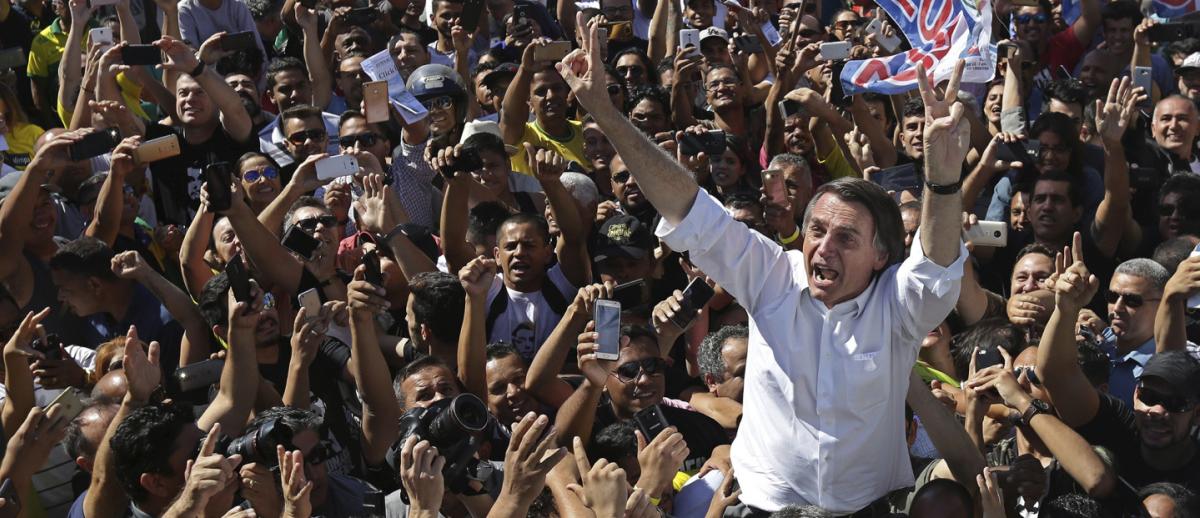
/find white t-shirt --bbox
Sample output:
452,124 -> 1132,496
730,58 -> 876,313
484,263 -> 576,361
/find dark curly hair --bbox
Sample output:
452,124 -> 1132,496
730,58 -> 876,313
111,402 -> 196,504
50,237 -> 119,281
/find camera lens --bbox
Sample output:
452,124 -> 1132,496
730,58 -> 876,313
426,394 -> 489,448
993,231 -> 1001,238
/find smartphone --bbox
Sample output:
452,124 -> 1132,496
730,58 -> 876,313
864,18 -> 901,52
633,404 -> 670,441
0,478 -> 19,513
963,220 -> 1008,247
732,34 -> 763,54
174,359 -> 225,393
869,162 -> 920,197
121,44 -> 162,66
363,81 -> 390,123
610,278 -> 646,309
204,162 -> 234,212
0,47 -> 24,69
363,249 -> 384,286
593,299 -> 622,361
818,41 -> 852,61
1133,66 -> 1152,102
668,277 -> 716,329
533,41 -> 572,62
975,347 -> 1004,370
513,4 -> 532,31
225,255 -> 252,302
134,134 -> 181,163
1147,21 -> 1200,42
33,333 -> 64,361
47,388 -> 86,421
282,225 -> 321,260
89,27 -> 114,47
762,169 -> 787,206
315,154 -> 359,181
68,128 -> 121,161
461,0 -> 484,33
679,130 -> 726,156
995,140 -> 1035,164
298,288 -> 322,319
220,31 -> 258,52
444,148 -> 484,177
1189,244 -> 1200,309
778,99 -> 805,119
679,29 -> 701,57
345,7 -> 375,26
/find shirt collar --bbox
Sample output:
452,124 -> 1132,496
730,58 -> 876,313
799,264 -> 878,319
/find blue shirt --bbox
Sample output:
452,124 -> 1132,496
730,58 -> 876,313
84,283 -> 185,369
1099,327 -> 1155,407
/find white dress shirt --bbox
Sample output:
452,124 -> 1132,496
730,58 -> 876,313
656,190 -> 967,514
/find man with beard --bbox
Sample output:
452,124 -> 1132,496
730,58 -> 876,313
328,52 -> 369,116
224,72 -> 273,134
1176,53 -> 1200,104
427,0 -> 476,70
388,28 -> 433,80
257,6 -> 336,168
602,153 -> 656,227
500,41 -> 589,174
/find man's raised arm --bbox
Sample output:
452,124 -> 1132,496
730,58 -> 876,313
915,62 -> 967,268
555,14 -> 698,225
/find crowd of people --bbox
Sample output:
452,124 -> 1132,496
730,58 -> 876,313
0,0 -> 1199,514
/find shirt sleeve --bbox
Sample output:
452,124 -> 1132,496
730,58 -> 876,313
656,190 -> 802,315
178,4 -> 200,47
892,227 -> 967,344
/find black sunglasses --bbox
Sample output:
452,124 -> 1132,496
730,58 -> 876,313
295,215 -> 338,231
1104,291 -> 1158,308
1159,203 -> 1200,218
606,83 -> 623,95
613,357 -> 667,382
1014,366 -> 1041,385
1138,383 -> 1195,413
338,133 -> 380,148
287,128 -> 327,144
611,170 -> 631,183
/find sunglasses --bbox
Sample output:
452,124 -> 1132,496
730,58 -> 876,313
1104,291 -> 1159,308
295,215 -> 338,231
616,65 -> 644,78
1138,384 -> 1195,413
612,357 -> 667,383
611,170 -> 631,183
606,83 -> 623,95
421,95 -> 454,110
1159,203 -> 1200,218
287,128 -> 327,144
242,167 -> 279,183
1014,366 -> 1041,385
1015,13 -> 1049,24
338,133 -> 380,148
797,29 -> 819,37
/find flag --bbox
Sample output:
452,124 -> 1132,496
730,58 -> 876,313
839,0 -> 995,95
1059,0 -> 1081,25
1151,0 -> 1200,18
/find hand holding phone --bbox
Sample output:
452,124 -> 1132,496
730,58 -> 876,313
668,278 -> 716,329
593,300 -> 622,361
220,31 -> 259,52
818,41 -> 852,61
48,388 -> 86,421
315,154 -> 360,181
363,249 -> 384,286
204,162 -> 234,212
226,255 -> 253,302
533,41 -> 572,62
69,128 -> 121,161
121,44 -> 162,66
633,405 -> 670,441
762,169 -> 788,206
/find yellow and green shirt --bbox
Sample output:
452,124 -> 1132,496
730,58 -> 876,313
509,119 -> 589,175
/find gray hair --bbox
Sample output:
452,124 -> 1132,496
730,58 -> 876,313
698,325 -> 748,379
768,153 -> 810,170
800,178 -> 904,267
770,506 -> 834,518
560,172 -> 600,209
1114,258 -> 1170,292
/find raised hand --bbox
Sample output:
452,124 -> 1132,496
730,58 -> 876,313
28,130 -> 88,174
399,436 -> 446,514
567,436 -> 629,518
239,460 -> 282,517
198,32 -> 231,65
3,406 -> 71,476
498,413 -> 568,508
706,468 -> 740,518
111,250 -> 153,281
525,143 -> 567,185
977,468 -> 1006,518
963,347 -> 1030,409
458,256 -> 497,300
635,426 -> 690,498
227,279 -> 266,329
347,265 -> 390,316
122,325 -> 162,402
569,283 -> 613,317
1045,232 -> 1099,312
353,173 -> 401,234
154,36 -> 201,74
181,423 -> 242,508
1165,255 -> 1200,304
556,13 -> 609,113
278,446 -> 313,518
3,308 -> 51,361
290,303 -> 330,366
68,0 -> 94,26
915,60 -> 970,183
978,133 -> 1025,173
1095,76 -> 1144,145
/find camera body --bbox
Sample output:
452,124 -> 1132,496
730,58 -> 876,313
393,394 -> 491,501
225,418 -> 294,469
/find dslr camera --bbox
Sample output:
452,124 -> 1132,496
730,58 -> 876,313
223,417 -> 295,469
391,394 -> 491,501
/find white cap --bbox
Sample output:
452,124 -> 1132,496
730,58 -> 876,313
699,26 -> 729,43
459,120 -> 519,156
1179,52 -> 1200,73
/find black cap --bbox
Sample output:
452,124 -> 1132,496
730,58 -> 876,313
594,214 -> 655,263
481,62 -> 518,88
1139,350 -> 1200,400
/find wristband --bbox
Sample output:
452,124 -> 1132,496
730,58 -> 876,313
925,179 -> 962,195
777,226 -> 801,245
188,60 -> 206,78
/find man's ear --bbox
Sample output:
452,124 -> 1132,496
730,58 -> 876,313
212,324 -> 227,342
140,472 -> 175,499
76,456 -> 94,474
703,373 -> 719,393
419,323 -> 433,344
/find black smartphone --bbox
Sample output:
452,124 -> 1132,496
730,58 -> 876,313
610,278 -> 646,309
121,44 -> 162,66
1147,21 -> 1200,42
220,31 -> 258,52
204,162 -> 233,212
669,277 -> 716,329
974,347 -> 1004,370
442,148 -> 484,178
363,249 -> 384,286
32,334 -> 64,361
460,0 -> 484,32
778,99 -> 805,120
680,130 -> 726,156
868,163 -> 920,197
345,6 -> 375,26
0,478 -> 20,514
68,128 -> 120,161
633,404 -> 670,441
281,226 -> 321,260
225,255 -> 252,303
733,34 -> 763,54
513,4 -> 532,31
174,359 -> 225,392
1129,166 -> 1157,192
828,61 -> 850,107
0,46 -> 24,70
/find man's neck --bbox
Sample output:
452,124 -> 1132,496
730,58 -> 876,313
100,280 -> 136,323
1116,333 -> 1152,355
436,34 -> 454,53
1142,439 -> 1197,472
199,0 -> 222,10
1035,232 -> 1072,253
183,119 -> 219,144
256,340 -> 281,364
429,340 -> 457,365
536,117 -> 571,140
504,273 -> 545,294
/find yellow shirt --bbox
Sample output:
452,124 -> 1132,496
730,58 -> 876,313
509,119 -> 589,175
27,18 -> 70,78
819,145 -> 857,180
56,72 -> 148,127
3,122 -> 45,170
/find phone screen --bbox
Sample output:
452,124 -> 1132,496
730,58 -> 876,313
220,31 -> 258,51
204,162 -> 233,212
363,249 -> 384,286
762,169 -> 788,206
282,226 -> 321,260
594,302 -> 622,359
121,44 -> 162,66
611,279 -> 646,309
68,128 -> 120,161
226,255 -> 252,302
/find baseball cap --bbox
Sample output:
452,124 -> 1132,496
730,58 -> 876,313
594,214 -> 655,263
1178,52 -> 1200,73
0,172 -> 60,206
1138,350 -> 1200,401
481,62 -> 518,88
699,27 -> 729,43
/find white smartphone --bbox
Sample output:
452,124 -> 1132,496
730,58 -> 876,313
818,41 -> 852,61
594,299 -> 622,361
1133,66 -> 1152,105
47,388 -> 85,421
679,29 -> 701,58
864,18 -> 901,53
298,288 -> 321,319
315,154 -> 359,181
1189,244 -> 1200,309
89,27 -> 114,47
964,220 -> 1008,247
133,134 -> 181,163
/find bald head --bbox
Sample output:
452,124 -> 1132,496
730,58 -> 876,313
1152,95 -> 1200,160
91,370 -> 128,401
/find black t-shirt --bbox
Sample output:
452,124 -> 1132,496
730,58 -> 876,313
1076,392 -> 1200,492
144,122 -> 254,225
592,397 -> 729,472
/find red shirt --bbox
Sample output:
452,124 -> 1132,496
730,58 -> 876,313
1039,26 -> 1086,78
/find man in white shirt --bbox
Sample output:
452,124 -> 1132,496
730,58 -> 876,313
556,26 -> 970,515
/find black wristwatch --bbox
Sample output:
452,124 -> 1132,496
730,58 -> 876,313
1019,398 -> 1051,426
925,179 -> 962,195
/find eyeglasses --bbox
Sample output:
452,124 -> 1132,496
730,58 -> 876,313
616,65 -> 644,78
612,357 -> 667,383
1013,366 -> 1041,385
833,19 -> 862,29
338,133 -> 380,148
1159,203 -> 1200,218
611,170 -> 631,183
421,95 -> 454,110
1015,13 -> 1049,24
295,215 -> 338,231
606,83 -> 623,95
1138,383 -> 1195,413
242,167 -> 279,183
797,29 -> 819,38
287,128 -> 327,144
1104,291 -> 1159,308
706,78 -> 739,91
